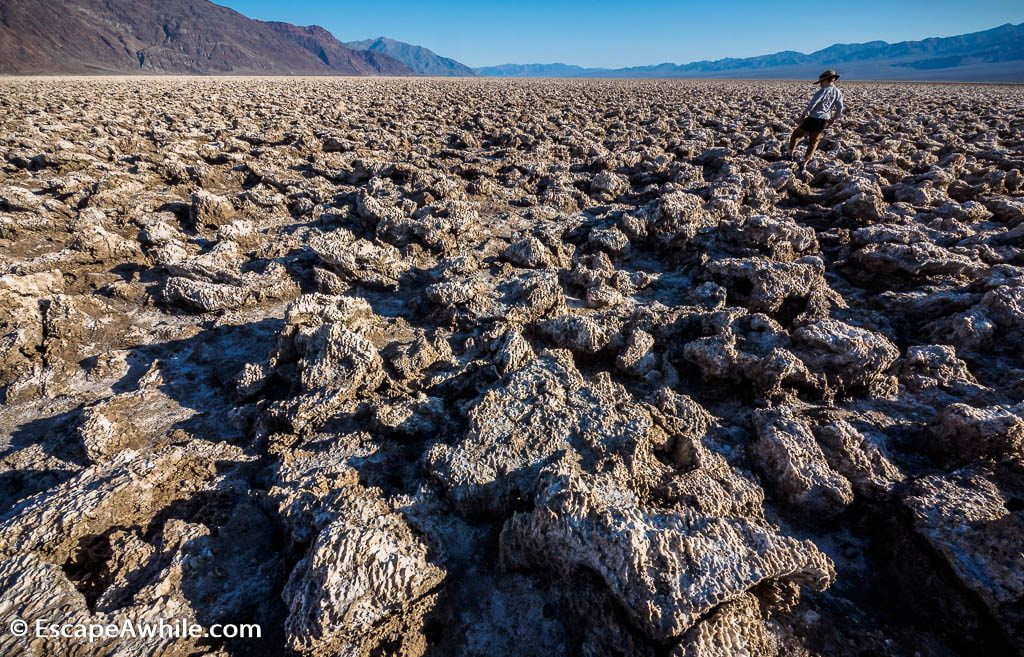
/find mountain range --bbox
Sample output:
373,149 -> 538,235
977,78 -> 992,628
0,0 -> 1021,82
477,23 -> 1024,81
0,0 -> 411,75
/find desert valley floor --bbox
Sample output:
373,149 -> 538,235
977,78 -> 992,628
0,77 -> 1023,657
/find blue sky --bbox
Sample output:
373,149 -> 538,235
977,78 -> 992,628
217,0 -> 1024,68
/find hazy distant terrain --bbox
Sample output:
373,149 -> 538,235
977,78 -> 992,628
476,23 -> 1024,80
345,37 -> 478,77
1,76 -> 1023,657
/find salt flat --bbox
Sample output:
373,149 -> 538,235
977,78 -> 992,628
1,77 -> 1023,657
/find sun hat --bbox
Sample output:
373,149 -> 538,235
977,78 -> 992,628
814,70 -> 840,84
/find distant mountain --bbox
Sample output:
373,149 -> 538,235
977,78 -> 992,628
475,63 -> 595,77
0,0 -> 412,75
345,37 -> 475,77
477,23 -> 1024,81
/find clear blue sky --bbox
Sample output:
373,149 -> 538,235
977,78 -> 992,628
216,0 -> 1024,68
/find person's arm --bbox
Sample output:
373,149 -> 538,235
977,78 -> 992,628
803,90 -> 821,119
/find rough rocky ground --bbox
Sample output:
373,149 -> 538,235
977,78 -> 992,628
0,77 -> 1022,657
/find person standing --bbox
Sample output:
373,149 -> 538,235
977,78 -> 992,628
788,70 -> 844,172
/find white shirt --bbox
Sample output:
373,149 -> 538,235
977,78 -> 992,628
806,86 -> 844,120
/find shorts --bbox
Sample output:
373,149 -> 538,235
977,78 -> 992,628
798,117 -> 829,134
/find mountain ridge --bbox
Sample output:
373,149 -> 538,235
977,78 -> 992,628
0,0 -> 413,76
476,23 -> 1024,81
1,2 -> 1021,82
344,37 -> 477,77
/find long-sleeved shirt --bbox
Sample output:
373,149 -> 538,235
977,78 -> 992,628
805,86 -> 844,120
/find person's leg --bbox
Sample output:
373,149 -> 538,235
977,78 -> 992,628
801,131 -> 823,167
788,127 -> 805,157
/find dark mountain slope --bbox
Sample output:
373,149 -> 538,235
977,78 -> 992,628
0,0 -> 412,75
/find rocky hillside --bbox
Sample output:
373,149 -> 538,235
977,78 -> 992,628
346,37 -> 476,77
478,23 -> 1024,81
0,0 -> 413,75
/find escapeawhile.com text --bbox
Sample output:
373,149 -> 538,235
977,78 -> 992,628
8,618 -> 261,642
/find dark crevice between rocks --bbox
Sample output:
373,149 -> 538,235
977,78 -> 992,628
789,497 -> 1019,657
62,532 -> 115,612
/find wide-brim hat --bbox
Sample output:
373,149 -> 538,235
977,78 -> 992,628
814,70 -> 840,84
